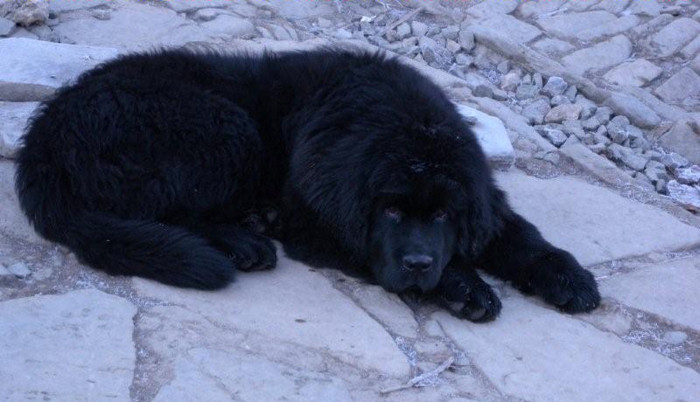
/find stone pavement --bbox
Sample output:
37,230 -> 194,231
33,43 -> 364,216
1,0 -> 700,401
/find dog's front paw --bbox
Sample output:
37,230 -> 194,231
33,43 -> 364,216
226,232 -> 278,272
525,250 -> 600,313
437,270 -> 502,322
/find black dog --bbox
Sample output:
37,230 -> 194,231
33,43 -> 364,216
15,48 -> 599,321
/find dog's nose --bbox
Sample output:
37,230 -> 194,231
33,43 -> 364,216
402,254 -> 434,272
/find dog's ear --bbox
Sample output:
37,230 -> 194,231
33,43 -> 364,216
287,133 -> 375,262
457,185 -> 508,261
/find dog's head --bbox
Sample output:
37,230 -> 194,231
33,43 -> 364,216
287,56 -> 506,293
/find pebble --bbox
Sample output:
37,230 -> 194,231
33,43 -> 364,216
458,28 -> 475,51
497,60 -> 510,74
0,17 -> 16,37
412,21 -> 428,37
661,152 -> 690,170
455,53 -> 472,66
588,143 -> 606,153
607,143 -> 648,171
317,17 -> 332,28
544,104 -> 582,123
667,180 -> 700,211
335,28 -> 353,39
593,106 -> 612,125
419,36 -> 453,69
441,26 -> 460,41
644,160 -> 669,183
533,73 -> 543,90
522,98 -> 551,125
582,117 -> 601,131
540,127 -> 568,147
593,130 -> 611,146
396,22 -> 411,39
550,95 -> 571,106
607,116 -> 631,144
542,76 -> 568,97
662,331 -> 688,345
445,39 -> 461,54
501,71 -> 521,91
564,85 -> 578,102
534,150 -> 560,164
675,165 -> 700,185
604,93 -> 661,129
7,262 -> 31,278
473,84 -> 494,98
575,95 -> 598,120
516,83 -> 540,100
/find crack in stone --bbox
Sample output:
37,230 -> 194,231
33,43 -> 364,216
579,300 -> 700,373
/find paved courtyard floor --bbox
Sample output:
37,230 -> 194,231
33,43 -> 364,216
1,1 -> 699,401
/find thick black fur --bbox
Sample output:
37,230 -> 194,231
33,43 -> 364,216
15,48 -> 600,320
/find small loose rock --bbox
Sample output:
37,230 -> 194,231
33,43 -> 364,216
542,76 -> 567,97
667,180 -> 700,211
676,166 -> 700,185
541,127 -> 568,147
7,262 -> 31,278
544,104 -> 582,123
522,98 -> 551,125
661,152 -> 690,170
516,83 -> 539,100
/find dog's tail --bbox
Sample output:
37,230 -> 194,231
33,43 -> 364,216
59,213 -> 236,289
18,192 -> 234,289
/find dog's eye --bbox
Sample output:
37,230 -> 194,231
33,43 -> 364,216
385,207 -> 403,220
433,210 -> 449,222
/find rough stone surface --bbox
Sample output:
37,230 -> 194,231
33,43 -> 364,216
152,347 -> 354,402
577,14 -> 640,41
134,253 -> 411,377
0,101 -> 37,158
496,171 -> 700,265
466,0 -> 518,20
200,15 -> 256,38
537,11 -> 617,40
0,289 -> 136,400
562,35 -> 632,76
649,17 -> 700,57
0,38 -> 117,99
479,14 -> 541,44
53,2 -> 210,51
659,120 -> 700,165
531,38 -> 575,55
456,104 -> 515,168
435,296 -> 700,402
603,93 -> 661,129
48,0 -> 112,13
602,257 -> 700,330
654,67 -> 700,106
2,3 -> 700,398
603,59 -> 663,87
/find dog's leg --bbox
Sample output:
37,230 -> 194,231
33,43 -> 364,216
435,262 -> 502,322
476,212 -> 600,313
168,218 -> 277,272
